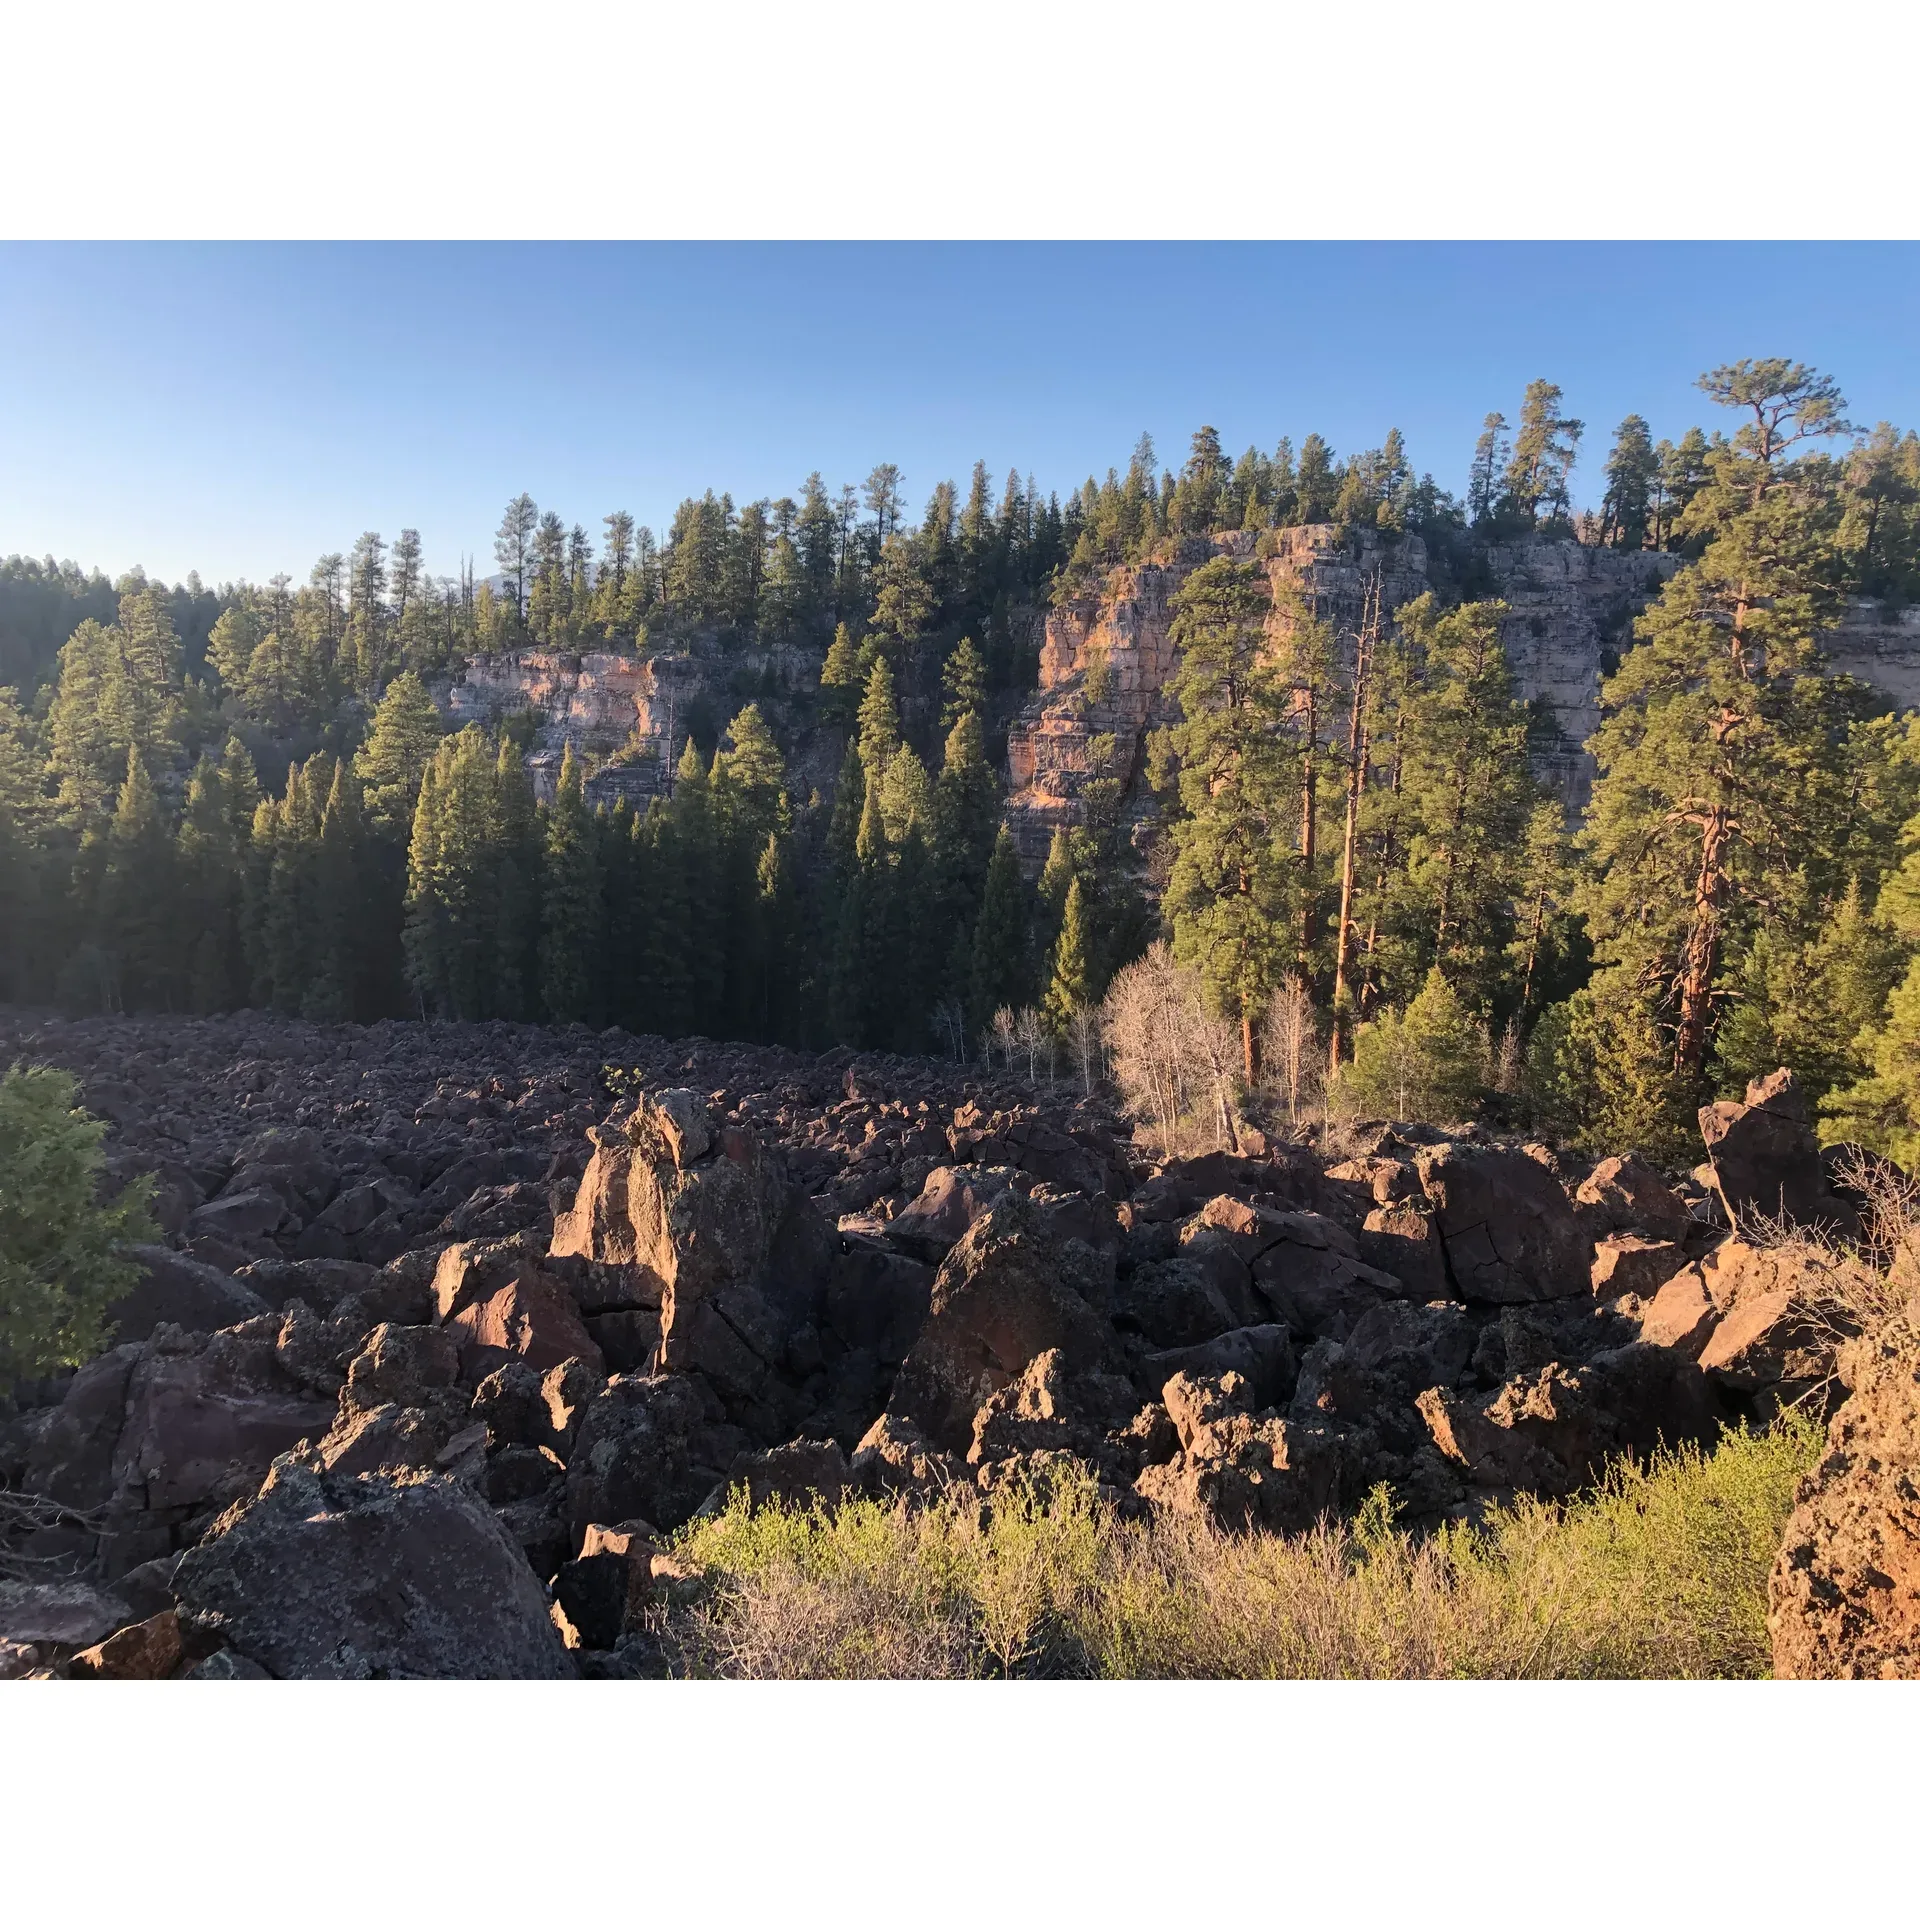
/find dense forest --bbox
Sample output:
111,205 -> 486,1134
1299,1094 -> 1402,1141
8,362 -> 1920,1167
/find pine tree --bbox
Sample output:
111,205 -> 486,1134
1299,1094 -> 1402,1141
1580,359 -> 1858,1091
940,635 -> 989,732
1600,415 -> 1658,550
95,748 -> 179,1012
493,740 -> 544,1021
970,825 -> 1029,1028
856,655 -> 901,782
305,764 -> 369,1020
1161,557 -> 1300,1080
354,669 -> 442,833
1044,875 -> 1091,1032
0,689 -> 53,1001
1503,380 -> 1584,528
540,746 -> 602,1025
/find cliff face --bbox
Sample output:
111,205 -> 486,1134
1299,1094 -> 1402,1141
443,643 -> 820,804
1006,528 -> 1699,857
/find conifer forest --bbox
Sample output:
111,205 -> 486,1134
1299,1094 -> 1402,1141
8,359 -> 1920,1170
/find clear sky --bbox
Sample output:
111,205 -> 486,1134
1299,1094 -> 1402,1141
3,242 -> 1917,590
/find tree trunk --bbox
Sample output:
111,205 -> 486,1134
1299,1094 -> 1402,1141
1299,683 -> 1318,972
1328,587 -> 1377,1073
1241,1010 -> 1260,1087
1675,805 -> 1731,1075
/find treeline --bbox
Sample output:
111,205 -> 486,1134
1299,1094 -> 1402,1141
0,638 -> 1113,1058
14,367 -> 1920,1171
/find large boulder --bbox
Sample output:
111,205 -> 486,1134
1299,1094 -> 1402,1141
108,1249 -> 268,1344
550,1091 -> 832,1418
882,1165 -> 1014,1260
1181,1196 -> 1409,1338
1770,1305 -> 1920,1678
1698,1068 -> 1857,1234
433,1237 -> 604,1378
1676,1236 -> 1863,1416
880,1192 -> 1122,1454
1574,1154 -> 1691,1236
1414,1145 -> 1592,1304
173,1453 -> 575,1678
562,1372 -> 747,1543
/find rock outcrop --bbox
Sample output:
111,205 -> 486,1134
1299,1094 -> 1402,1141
1769,1304 -> 1920,1679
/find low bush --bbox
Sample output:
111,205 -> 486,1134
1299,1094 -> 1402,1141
663,1417 -> 1823,1680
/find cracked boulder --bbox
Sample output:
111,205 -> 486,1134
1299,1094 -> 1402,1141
1414,1144 -> 1592,1304
880,1191 -> 1123,1454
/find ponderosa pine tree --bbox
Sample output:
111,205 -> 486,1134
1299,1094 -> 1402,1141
1503,381 -> 1584,529
1160,557 -> 1299,1081
355,669 -> 443,833
1600,415 -> 1658,551
1578,359 -> 1859,1105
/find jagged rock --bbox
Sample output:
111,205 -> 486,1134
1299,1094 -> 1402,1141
1117,1254 -> 1258,1349
881,1192 -> 1122,1453
850,1411 -> 966,1497
1639,1265 -> 1720,1361
585,1308 -> 661,1374
185,1188 -> 290,1252
1770,1305 -> 1920,1678
1358,1204 -> 1450,1299
1691,1237 -> 1860,1414
24,1345 -> 144,1511
68,1609 -> 185,1680
966,1350 -> 1141,1471
948,1116 -> 1120,1198
1590,1235 -> 1690,1304
1135,1325 -> 1295,1412
1698,1069 -> 1858,1234
1414,1144 -> 1592,1303
882,1165 -> 1013,1259
1182,1198 -> 1404,1338
318,1404 -> 484,1477
241,1257 -> 388,1317
1575,1153 -> 1691,1236
341,1322 -> 463,1417
1417,1343 -> 1716,1497
562,1373 -> 746,1543
108,1249 -> 267,1344
432,1237 -> 604,1377
107,1320 -> 337,1525
174,1452 -> 575,1679
1134,1370 -> 1345,1533
0,1580 -> 130,1652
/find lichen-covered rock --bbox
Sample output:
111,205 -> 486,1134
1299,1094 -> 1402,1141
174,1452 -> 574,1679
562,1372 -> 746,1542
1770,1305 -> 1920,1678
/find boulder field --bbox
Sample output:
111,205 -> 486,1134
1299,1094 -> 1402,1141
0,1011 -> 1907,1678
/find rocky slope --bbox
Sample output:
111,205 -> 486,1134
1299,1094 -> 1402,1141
0,1017 -> 1891,1678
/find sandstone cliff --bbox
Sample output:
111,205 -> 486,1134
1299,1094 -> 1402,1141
1002,527 -> 1920,862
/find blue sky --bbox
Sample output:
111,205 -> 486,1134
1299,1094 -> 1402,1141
3,242 -> 1917,589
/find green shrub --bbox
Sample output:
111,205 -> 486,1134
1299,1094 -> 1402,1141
0,1064 -> 157,1388
1334,967 -> 1487,1123
663,1416 -> 1822,1680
